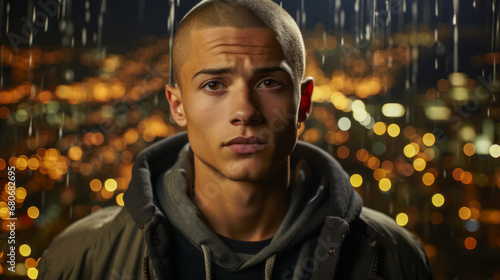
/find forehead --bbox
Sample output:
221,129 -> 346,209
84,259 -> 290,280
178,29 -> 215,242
192,26 -> 282,54
181,27 -> 288,78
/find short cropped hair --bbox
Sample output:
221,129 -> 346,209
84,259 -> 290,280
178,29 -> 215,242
172,0 -> 305,89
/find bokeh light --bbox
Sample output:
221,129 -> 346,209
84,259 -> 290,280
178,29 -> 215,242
19,244 -> 31,257
379,178 -> 391,192
463,143 -> 476,157
350,174 -> 363,188
464,237 -> 477,250
104,179 -> 118,192
90,179 -> 102,192
422,133 -> 436,146
396,213 -> 409,226
432,193 -> 445,207
27,206 -> 40,219
373,122 -> 387,135
387,124 -> 400,137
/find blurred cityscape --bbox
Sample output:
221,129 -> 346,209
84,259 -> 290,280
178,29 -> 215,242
0,0 -> 499,279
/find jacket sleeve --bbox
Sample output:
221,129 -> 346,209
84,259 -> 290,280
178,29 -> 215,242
38,206 -> 148,280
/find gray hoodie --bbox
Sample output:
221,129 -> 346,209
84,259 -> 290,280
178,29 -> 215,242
155,142 -> 361,279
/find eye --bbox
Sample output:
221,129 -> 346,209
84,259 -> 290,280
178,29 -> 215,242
204,81 -> 224,91
201,81 -> 227,95
257,79 -> 281,89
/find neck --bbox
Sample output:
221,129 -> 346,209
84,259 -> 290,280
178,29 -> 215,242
193,157 -> 291,242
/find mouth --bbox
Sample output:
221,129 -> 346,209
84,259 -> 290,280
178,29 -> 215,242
223,136 -> 268,154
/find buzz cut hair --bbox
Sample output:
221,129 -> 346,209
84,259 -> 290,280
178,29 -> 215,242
171,0 -> 305,90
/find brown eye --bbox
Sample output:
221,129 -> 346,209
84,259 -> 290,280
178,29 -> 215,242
258,79 -> 280,89
207,81 -> 221,90
264,80 -> 275,87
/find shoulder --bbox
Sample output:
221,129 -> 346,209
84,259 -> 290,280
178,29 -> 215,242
39,206 -> 146,279
356,207 -> 433,279
45,205 -> 136,250
360,207 -> 424,251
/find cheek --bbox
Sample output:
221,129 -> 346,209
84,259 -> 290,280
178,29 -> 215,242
263,96 -> 298,127
184,98 -> 220,126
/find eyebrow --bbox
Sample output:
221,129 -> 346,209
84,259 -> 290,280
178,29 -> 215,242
191,66 -> 288,81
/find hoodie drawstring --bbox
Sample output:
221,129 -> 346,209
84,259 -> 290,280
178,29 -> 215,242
143,253 -> 151,280
201,243 -> 212,280
264,253 -> 277,280
200,244 -> 277,280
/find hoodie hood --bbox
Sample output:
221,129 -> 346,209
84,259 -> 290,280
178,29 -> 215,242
124,132 -> 363,279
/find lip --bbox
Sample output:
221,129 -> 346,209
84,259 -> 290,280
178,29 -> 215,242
223,136 -> 268,154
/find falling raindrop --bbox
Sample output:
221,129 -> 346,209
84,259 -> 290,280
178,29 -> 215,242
300,0 -> 306,28
59,112 -> 65,140
168,0 -> 175,85
28,117 -> 33,137
82,27 -> 87,46
453,0 -> 459,72
5,3 -> 10,33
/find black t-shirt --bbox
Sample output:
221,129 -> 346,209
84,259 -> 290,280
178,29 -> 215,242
171,227 -> 302,279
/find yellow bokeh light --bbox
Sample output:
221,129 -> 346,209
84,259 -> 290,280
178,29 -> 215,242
15,187 -> 27,200
463,143 -> 475,157
27,206 -> 40,219
28,158 -> 40,170
104,179 -> 118,192
396,213 -> 409,226
373,122 -> 387,136
422,172 -> 435,186
403,143 -> 417,158
413,158 -> 426,171
0,206 -> 10,219
379,178 -> 391,192
387,124 -> 400,137
350,174 -> 363,188
423,133 -> 436,146
68,146 -> 83,161
16,156 -> 28,170
116,193 -> 125,206
89,179 -> 102,192
489,144 -> 500,158
19,244 -> 31,257
458,207 -> 471,220
432,193 -> 445,207
27,267 -> 38,279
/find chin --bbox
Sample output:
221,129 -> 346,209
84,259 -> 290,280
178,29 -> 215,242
220,162 -> 270,182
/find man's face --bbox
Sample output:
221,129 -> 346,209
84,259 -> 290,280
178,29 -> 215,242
168,26 -> 307,181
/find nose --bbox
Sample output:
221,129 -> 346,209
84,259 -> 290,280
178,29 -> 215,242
228,85 -> 263,126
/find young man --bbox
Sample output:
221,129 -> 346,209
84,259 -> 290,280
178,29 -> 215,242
39,0 -> 433,279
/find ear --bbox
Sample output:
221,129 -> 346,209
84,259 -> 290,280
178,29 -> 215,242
298,77 -> 314,122
165,84 -> 187,127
